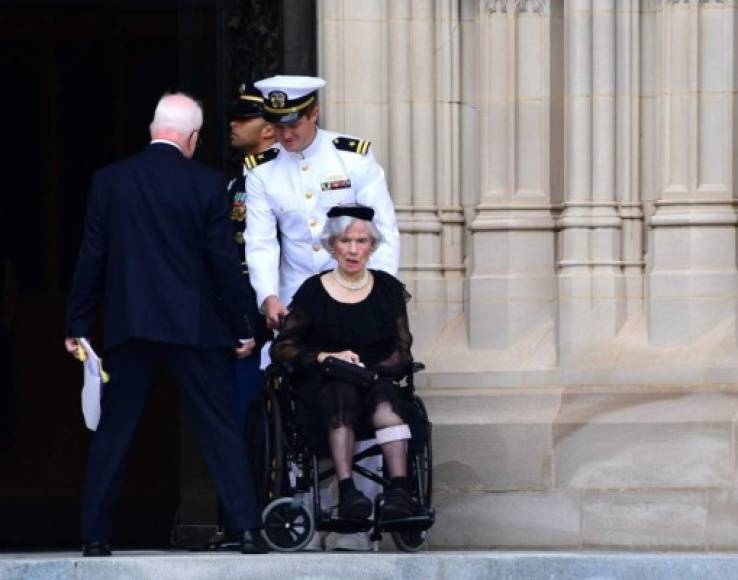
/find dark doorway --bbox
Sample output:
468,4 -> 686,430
0,3 -> 185,550
0,0 -> 315,550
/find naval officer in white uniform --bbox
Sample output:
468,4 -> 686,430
245,75 -> 400,552
245,75 -> 400,329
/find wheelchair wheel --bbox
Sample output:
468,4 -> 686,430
392,529 -> 429,552
411,395 -> 433,509
261,497 -> 315,552
246,387 -> 284,509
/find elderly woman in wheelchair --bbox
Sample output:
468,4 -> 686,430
270,204 -> 422,524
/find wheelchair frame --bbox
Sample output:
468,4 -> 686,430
252,361 -> 435,552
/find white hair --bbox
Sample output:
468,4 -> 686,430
319,216 -> 383,253
150,93 -> 203,136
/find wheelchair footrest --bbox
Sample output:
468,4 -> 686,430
319,516 -> 375,534
378,511 -> 435,532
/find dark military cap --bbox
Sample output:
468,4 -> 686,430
229,82 -> 265,120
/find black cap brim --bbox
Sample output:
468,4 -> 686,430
327,205 -> 375,221
263,109 -> 303,124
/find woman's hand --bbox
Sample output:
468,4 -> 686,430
318,350 -> 362,365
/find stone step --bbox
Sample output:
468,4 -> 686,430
4,551 -> 738,580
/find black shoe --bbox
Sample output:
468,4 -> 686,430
337,487 -> 373,520
382,488 -> 418,520
210,530 -> 241,552
82,541 -> 111,557
239,530 -> 269,554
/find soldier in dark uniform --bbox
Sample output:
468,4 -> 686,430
227,84 -> 276,434
203,84 -> 277,552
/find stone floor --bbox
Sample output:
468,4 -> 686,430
4,550 -> 738,580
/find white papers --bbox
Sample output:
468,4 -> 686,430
259,340 -> 272,371
78,338 -> 107,431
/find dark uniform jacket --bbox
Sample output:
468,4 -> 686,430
229,172 -> 270,348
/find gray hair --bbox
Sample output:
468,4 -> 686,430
149,92 -> 203,136
319,215 -> 383,253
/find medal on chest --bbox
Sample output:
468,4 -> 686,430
320,175 -> 352,192
231,191 -> 247,222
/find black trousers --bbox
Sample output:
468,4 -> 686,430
81,339 -> 260,543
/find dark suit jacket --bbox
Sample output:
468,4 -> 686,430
67,142 -> 252,349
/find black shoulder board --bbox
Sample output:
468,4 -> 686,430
244,147 -> 279,170
333,136 -> 371,156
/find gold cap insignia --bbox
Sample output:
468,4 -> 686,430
269,91 -> 287,109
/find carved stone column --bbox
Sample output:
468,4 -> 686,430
466,0 -> 562,356
616,0 -> 643,319
318,0 -> 462,353
435,0 -> 466,324
557,0 -> 625,360
648,0 -> 738,345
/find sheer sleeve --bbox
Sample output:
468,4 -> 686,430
269,304 -> 321,373
373,280 -> 413,379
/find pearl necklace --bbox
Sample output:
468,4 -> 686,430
332,268 -> 370,291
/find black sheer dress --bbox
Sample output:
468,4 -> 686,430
270,269 -> 413,453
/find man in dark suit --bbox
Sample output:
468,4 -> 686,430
64,93 -> 267,556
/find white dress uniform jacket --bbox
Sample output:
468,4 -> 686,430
245,128 -> 400,308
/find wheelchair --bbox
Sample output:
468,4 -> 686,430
248,360 -> 434,552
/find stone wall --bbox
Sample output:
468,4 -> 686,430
317,0 -> 738,548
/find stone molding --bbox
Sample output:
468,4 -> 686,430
664,0 -> 730,4
485,0 -> 548,14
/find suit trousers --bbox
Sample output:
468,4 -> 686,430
232,355 -> 265,429
81,338 -> 261,543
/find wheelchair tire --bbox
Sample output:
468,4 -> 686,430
246,387 -> 284,509
411,395 -> 433,509
392,529 -> 429,552
261,497 -> 315,552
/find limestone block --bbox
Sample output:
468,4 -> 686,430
422,390 -> 562,424
17,552 -> 738,579
556,422 -> 732,489
426,390 -> 560,490
468,275 -> 557,349
554,389 -> 738,489
387,24 -> 411,99
706,489 -> 738,549
487,229 -> 557,272
558,273 -> 626,353
433,423 -> 552,492
319,0 -> 341,20
700,5 -> 731,93
515,20 -> 545,101
698,94 -> 729,187
341,103 -> 387,149
460,0 -> 476,21
581,491 -> 706,549
665,100 -> 691,190
339,22 -> 386,102
516,101 -> 547,193
320,0 -> 387,21
431,491 -> 580,549
409,0 -> 434,20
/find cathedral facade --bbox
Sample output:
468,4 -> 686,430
318,0 -> 738,549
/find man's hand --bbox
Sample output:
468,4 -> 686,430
234,338 -> 256,360
263,295 -> 289,330
64,337 -> 83,359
